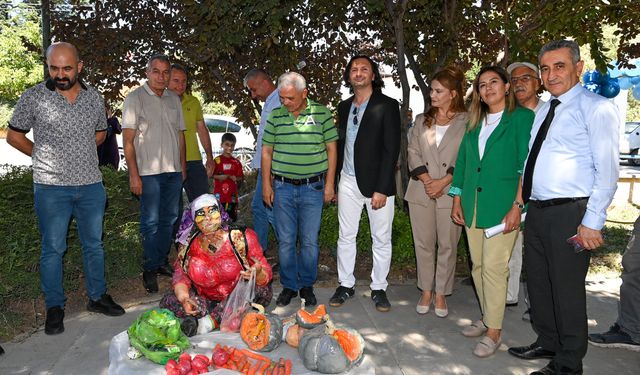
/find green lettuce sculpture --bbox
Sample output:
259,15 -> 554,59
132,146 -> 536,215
127,308 -> 191,364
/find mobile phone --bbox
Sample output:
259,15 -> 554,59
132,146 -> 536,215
567,234 -> 585,253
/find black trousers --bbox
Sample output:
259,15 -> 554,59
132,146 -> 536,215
524,199 -> 590,370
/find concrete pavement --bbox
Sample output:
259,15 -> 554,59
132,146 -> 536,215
0,276 -> 637,375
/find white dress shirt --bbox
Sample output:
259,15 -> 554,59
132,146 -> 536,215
252,89 -> 281,169
479,111 -> 503,159
528,83 -> 619,230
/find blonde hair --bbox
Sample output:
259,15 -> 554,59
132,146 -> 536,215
468,65 -> 516,131
424,66 -> 467,128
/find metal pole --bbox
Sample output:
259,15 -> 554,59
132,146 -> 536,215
41,0 -> 50,79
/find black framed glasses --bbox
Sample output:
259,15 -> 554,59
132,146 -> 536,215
352,106 -> 359,126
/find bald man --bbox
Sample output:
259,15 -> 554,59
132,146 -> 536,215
7,42 -> 125,335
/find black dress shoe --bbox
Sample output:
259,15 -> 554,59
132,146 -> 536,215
156,265 -> 173,277
530,361 -> 556,375
299,286 -> 317,306
509,342 -> 555,360
371,289 -> 391,312
87,293 -> 125,316
531,361 -> 582,375
142,270 -> 159,293
276,288 -> 297,307
44,306 -> 65,335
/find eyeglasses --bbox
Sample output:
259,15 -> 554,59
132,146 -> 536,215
352,106 -> 359,126
510,74 -> 538,84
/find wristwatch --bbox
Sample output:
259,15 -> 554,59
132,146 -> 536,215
513,201 -> 525,210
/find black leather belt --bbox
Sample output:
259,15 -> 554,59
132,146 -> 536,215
529,197 -> 589,208
273,174 -> 323,185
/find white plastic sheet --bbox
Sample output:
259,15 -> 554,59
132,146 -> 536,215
109,330 -> 375,375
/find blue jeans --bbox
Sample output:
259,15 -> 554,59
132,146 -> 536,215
34,182 -> 107,308
273,178 -> 324,290
140,172 -> 182,271
252,169 -> 277,252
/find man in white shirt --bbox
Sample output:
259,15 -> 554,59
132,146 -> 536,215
508,40 -> 619,375
505,61 -> 546,316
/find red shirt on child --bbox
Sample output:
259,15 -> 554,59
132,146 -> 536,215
212,155 -> 244,203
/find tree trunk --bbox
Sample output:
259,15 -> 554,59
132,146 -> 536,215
385,0 -> 410,205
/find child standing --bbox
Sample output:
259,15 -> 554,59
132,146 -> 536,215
212,133 -> 244,221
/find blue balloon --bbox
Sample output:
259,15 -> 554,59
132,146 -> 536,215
585,83 -> 601,94
600,80 -> 620,98
619,76 -> 633,90
583,71 -> 600,84
598,71 -> 611,85
632,77 -> 640,85
633,84 -> 640,100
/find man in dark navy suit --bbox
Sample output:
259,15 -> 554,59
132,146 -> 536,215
329,55 -> 401,312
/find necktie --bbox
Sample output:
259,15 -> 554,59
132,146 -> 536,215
522,99 -> 561,203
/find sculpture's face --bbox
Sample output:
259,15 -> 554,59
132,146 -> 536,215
194,205 -> 221,235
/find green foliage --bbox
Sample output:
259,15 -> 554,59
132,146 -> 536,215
627,91 -> 640,121
319,200 -> 415,264
0,4 -> 42,103
191,91 -> 235,117
0,166 -> 142,336
0,102 -> 13,129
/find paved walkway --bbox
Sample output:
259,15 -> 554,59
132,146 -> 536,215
0,276 -> 637,374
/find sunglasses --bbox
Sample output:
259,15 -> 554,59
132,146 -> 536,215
352,106 -> 359,126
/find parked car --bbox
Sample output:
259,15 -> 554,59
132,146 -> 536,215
117,115 -> 256,172
203,115 -> 255,172
621,121 -> 640,165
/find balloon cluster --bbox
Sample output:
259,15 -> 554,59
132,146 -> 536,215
582,71 -> 621,98
618,75 -> 640,100
583,70 -> 640,100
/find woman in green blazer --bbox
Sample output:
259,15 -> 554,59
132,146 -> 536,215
449,65 -> 534,358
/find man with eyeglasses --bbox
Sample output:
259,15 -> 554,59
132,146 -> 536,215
329,55 -> 401,312
261,72 -> 338,307
504,62 -> 547,320
508,62 -> 546,113
122,54 -> 187,294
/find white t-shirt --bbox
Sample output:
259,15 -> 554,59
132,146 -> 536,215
435,124 -> 450,147
478,111 -> 503,159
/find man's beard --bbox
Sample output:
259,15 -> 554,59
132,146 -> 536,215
54,76 -> 77,90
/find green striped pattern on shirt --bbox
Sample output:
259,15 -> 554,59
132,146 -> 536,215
262,99 -> 338,178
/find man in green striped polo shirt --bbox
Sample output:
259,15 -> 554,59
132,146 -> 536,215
261,72 -> 338,307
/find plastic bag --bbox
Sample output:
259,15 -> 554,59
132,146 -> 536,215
219,269 -> 256,332
127,308 -> 191,365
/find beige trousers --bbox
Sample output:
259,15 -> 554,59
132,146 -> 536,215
409,201 -> 462,295
465,213 -> 517,329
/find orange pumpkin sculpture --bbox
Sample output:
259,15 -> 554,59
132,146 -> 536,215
298,316 -> 365,374
240,303 -> 283,352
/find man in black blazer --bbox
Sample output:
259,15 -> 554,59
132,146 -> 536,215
329,55 -> 401,312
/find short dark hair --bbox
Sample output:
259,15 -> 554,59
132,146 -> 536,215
222,132 -> 236,144
170,63 -> 189,80
342,55 -> 384,92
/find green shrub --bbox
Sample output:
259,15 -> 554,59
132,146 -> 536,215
319,200 -> 416,264
0,102 -> 13,129
0,166 -> 142,317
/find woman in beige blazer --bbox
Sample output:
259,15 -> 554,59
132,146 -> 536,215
405,66 -> 468,318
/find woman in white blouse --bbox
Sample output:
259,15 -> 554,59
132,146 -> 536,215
405,66 -> 468,319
